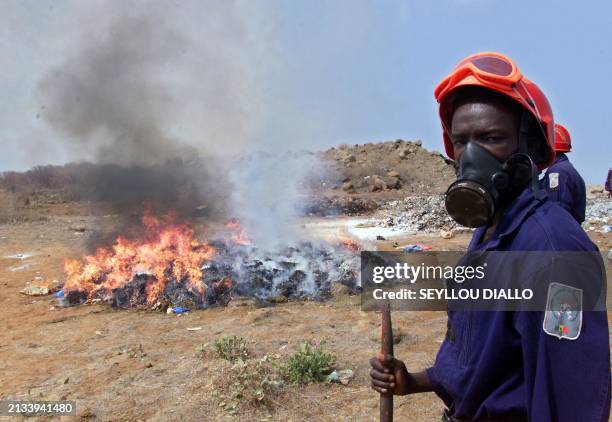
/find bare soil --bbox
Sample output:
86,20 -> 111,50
0,192 -> 609,422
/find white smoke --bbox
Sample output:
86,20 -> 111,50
228,151 -> 325,250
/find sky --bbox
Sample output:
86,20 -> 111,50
1,0 -> 611,183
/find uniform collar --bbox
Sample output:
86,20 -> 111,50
468,187 -> 545,251
555,153 -> 568,163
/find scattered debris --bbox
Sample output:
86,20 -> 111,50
187,326 -> 203,331
20,284 -> 50,296
20,280 -> 62,296
440,229 -> 454,239
326,369 -> 354,385
10,264 -> 31,272
4,252 -> 37,260
167,306 -> 190,314
399,243 -> 432,253
375,195 -> 462,234
584,197 -> 612,231
371,193 -> 610,238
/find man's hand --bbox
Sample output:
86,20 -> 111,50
369,355 -> 433,395
369,355 -> 412,395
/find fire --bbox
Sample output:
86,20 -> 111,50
225,218 -> 251,246
63,209 -> 217,306
326,229 -> 361,253
59,209 -> 361,310
340,238 -> 360,253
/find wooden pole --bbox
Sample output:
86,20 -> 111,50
380,302 -> 393,422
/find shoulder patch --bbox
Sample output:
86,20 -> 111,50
543,282 -> 582,340
548,172 -> 559,190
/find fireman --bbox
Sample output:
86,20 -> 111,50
369,52 -> 610,422
541,123 -> 586,223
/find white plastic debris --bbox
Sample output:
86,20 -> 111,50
20,284 -> 49,296
326,369 -> 354,385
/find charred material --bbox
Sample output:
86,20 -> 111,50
63,240 -> 359,310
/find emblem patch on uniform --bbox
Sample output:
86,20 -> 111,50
548,172 -> 559,190
543,282 -> 582,340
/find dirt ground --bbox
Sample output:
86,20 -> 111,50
0,204 -> 610,421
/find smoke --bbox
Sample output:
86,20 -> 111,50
228,151 -> 327,250
37,2 -> 264,164
35,1 -> 332,247
35,2 -> 261,216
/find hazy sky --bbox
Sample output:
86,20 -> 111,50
1,0 -> 610,183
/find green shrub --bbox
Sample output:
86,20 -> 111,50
278,341 -> 335,384
213,335 -> 250,362
212,359 -> 280,414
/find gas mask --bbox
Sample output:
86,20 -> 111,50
444,142 -> 539,228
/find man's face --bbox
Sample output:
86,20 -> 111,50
450,99 -> 521,163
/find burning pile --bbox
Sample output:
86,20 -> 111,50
60,211 -> 359,310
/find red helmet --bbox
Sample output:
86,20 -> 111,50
434,52 -> 555,169
553,123 -> 571,152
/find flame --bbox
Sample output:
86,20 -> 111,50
225,218 -> 251,245
325,229 -> 361,252
61,209 -> 360,309
63,209 -> 217,305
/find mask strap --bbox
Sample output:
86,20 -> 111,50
518,111 -> 532,154
518,111 -> 543,200
528,155 -> 542,200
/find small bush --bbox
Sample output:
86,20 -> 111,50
212,359 -> 280,414
116,344 -> 147,359
278,341 -> 335,384
214,335 -> 250,362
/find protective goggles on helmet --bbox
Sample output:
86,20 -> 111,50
435,51 -> 556,170
435,52 -> 522,100
436,53 -> 547,129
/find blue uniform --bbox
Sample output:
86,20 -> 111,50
541,153 -> 586,223
427,188 -> 610,421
